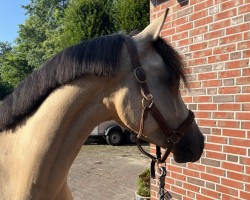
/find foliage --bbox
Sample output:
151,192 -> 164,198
0,51 -> 33,87
113,0 -> 149,33
17,0 -> 69,68
58,0 -> 115,49
0,42 -> 13,99
137,168 -> 150,197
0,0 -> 149,98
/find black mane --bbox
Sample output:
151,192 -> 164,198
0,34 -> 186,132
0,34 -> 126,131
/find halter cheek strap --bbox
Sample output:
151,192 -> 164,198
124,34 -> 195,200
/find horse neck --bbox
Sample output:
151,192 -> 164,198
0,76 -> 114,200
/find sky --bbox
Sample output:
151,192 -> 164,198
0,0 -> 30,43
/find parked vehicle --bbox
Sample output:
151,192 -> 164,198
90,120 -> 136,145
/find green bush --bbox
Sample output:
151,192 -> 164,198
137,168 -> 150,197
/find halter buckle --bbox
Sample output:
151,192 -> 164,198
168,131 -> 181,144
142,97 -> 154,109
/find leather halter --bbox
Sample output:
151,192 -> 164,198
124,35 -> 195,178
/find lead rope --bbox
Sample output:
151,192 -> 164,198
135,102 -> 173,200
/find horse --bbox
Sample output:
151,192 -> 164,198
0,10 -> 204,200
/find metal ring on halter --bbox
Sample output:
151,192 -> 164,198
142,97 -> 154,109
159,166 -> 166,177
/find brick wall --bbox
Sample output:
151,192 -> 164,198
150,0 -> 250,199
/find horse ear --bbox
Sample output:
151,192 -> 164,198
134,8 -> 169,41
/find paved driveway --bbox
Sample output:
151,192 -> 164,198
68,141 -> 150,200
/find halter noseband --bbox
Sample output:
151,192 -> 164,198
124,35 -> 195,199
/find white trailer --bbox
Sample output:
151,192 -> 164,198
90,120 -> 136,145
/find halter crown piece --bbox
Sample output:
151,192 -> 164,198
124,8 -> 195,200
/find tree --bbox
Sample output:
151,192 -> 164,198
0,42 -> 13,99
113,0 -> 149,33
0,50 -> 33,88
57,0 -> 115,49
17,0 -> 69,69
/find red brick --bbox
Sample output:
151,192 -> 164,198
190,26 -> 208,36
221,194 -> 241,200
161,28 -> 175,36
236,77 -> 250,85
204,29 -> 225,40
188,81 -> 201,88
188,58 -> 207,66
243,50 -> 250,58
226,23 -> 250,35
227,171 -> 250,182
193,49 -> 212,58
205,143 -> 222,151
218,69 -> 241,78
221,178 -> 244,189
236,95 -> 250,102
183,183 -> 200,192
178,38 -> 193,46
216,8 -> 237,21
240,157 -> 250,165
168,165 -> 182,173
193,96 -> 212,103
214,44 -> 236,54
208,54 -> 229,63
198,119 -> 216,127
223,145 -> 247,155
198,104 -> 217,110
230,52 -> 242,60
237,41 -> 250,50
239,3 -> 250,14
218,120 -> 240,128
198,72 -> 217,80
225,59 -> 249,69
190,9 -> 208,21
194,1 -> 213,12
229,138 -> 250,147
190,42 -> 207,51
172,16 -> 188,27
213,112 -> 234,119
176,22 -> 193,33
206,166 -> 226,176
236,112 -> 250,120
194,111 -> 211,118
194,16 -> 213,27
183,168 -> 200,178
172,31 -> 188,41
182,96 -> 192,103
208,39 -> 219,47
210,19 -> 230,31
221,0 -> 243,11
240,191 -> 250,200
203,80 -> 222,87
222,129 -> 246,138
206,151 -> 226,160
219,86 -> 241,94
219,34 -> 242,45
216,185 -> 238,197
187,163 -> 206,172
171,172 -> 186,181
218,104 -> 241,111
243,104 -> 250,111
171,185 -> 186,196
196,194 -> 214,200
242,121 -> 250,129
201,188 -> 221,199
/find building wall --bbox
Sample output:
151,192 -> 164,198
150,0 -> 250,199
